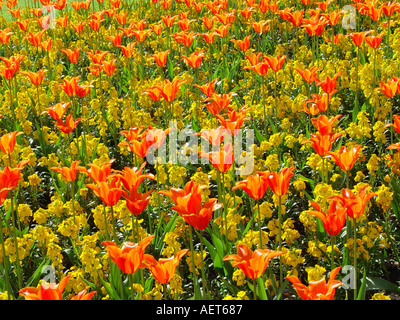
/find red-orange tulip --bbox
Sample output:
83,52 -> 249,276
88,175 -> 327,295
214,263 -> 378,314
199,142 -> 234,173
311,114 -> 342,136
20,69 -> 47,87
223,244 -> 284,279
181,51 -> 205,69
19,276 -> 70,300
143,249 -> 189,283
101,235 -> 155,274
0,131 -> 22,155
232,173 -> 269,200
54,114 -> 83,134
49,160 -> 86,182
327,145 -> 362,172
308,200 -> 347,236
159,180 -> 222,230
286,266 -> 342,300
258,166 -> 295,197
86,176 -> 123,207
152,50 -> 170,67
303,132 -> 343,158
60,48 -> 80,64
331,185 -> 376,219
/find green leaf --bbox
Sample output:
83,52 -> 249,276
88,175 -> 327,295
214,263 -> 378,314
357,269 -> 367,300
365,276 -> 400,294
249,120 -> 265,143
257,277 -> 268,300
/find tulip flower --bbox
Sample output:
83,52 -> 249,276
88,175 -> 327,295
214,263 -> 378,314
143,249 -> 189,284
311,114 -> 342,136
181,51 -> 205,69
60,48 -> 81,64
158,180 -> 222,230
80,160 -> 115,184
223,244 -> 284,280
295,66 -> 320,84
315,71 -> 342,95
199,142 -> 234,174
54,114 -> 83,134
152,49 -> 170,67
20,69 -> 47,87
327,145 -> 362,172
86,176 -> 123,207
19,276 -> 70,300
0,131 -> 22,155
232,173 -> 269,201
286,266 -> 342,300
303,132 -> 343,158
214,106 -> 248,135
308,200 -> 347,237
101,235 -> 155,274
331,185 -> 376,220
49,160 -> 87,182
193,78 -> 219,97
258,166 -> 295,197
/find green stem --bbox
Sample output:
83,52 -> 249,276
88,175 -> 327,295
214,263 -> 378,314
353,217 -> 357,300
0,208 -> 11,300
199,231 -> 208,298
278,195 -> 283,287
188,225 -> 200,299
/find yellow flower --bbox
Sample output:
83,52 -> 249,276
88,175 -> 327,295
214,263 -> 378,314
370,293 -> 391,300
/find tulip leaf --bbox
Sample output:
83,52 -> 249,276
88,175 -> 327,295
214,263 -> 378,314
365,276 -> 400,294
257,277 -> 268,300
248,120 -> 265,143
357,268 -> 367,300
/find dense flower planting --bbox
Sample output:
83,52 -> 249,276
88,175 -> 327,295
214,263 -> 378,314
0,0 -> 400,301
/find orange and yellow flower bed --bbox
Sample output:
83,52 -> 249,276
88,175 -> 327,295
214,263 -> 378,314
0,0 -> 399,301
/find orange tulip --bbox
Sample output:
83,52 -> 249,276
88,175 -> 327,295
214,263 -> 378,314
87,49 -> 109,64
0,131 -> 22,155
40,38 -> 52,52
232,173 -> 269,200
152,49 -> 170,67
386,114 -> 400,135
0,28 -> 13,45
152,78 -> 187,103
308,200 -> 347,236
71,21 -> 86,34
159,180 -> 222,230
295,66 -> 320,84
80,160 -> 114,184
161,15 -> 177,28
365,33 -> 385,49
379,78 -> 399,98
123,187 -> 154,215
286,266 -> 342,300
316,71 -> 342,94
238,7 -> 256,19
101,235 -> 155,274
348,30 -> 373,47
19,276 -> 71,300
43,102 -> 70,122
243,61 -> 269,77
327,145 -> 362,172
0,160 -> 30,204
199,142 -> 234,173
102,59 -> 117,76
49,160 -> 86,182
193,78 -> 219,97
181,51 -> 205,69
54,114 -> 83,134
118,42 -> 135,59
70,289 -> 97,300
16,19 -> 30,31
303,93 -> 332,115
86,176 -> 123,207
203,92 -> 236,115
199,126 -> 229,147
250,20 -> 270,33
311,114 -> 342,136
230,35 -> 252,52
331,185 -> 376,219
143,249 -> 189,283
25,30 -> 46,47
213,24 -> 231,38
223,244 -> 284,279
214,106 -> 248,134
258,166 -> 295,197
117,163 -> 155,192
60,48 -> 81,64
303,132 -> 343,158
263,54 -> 286,72
20,69 -> 47,86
